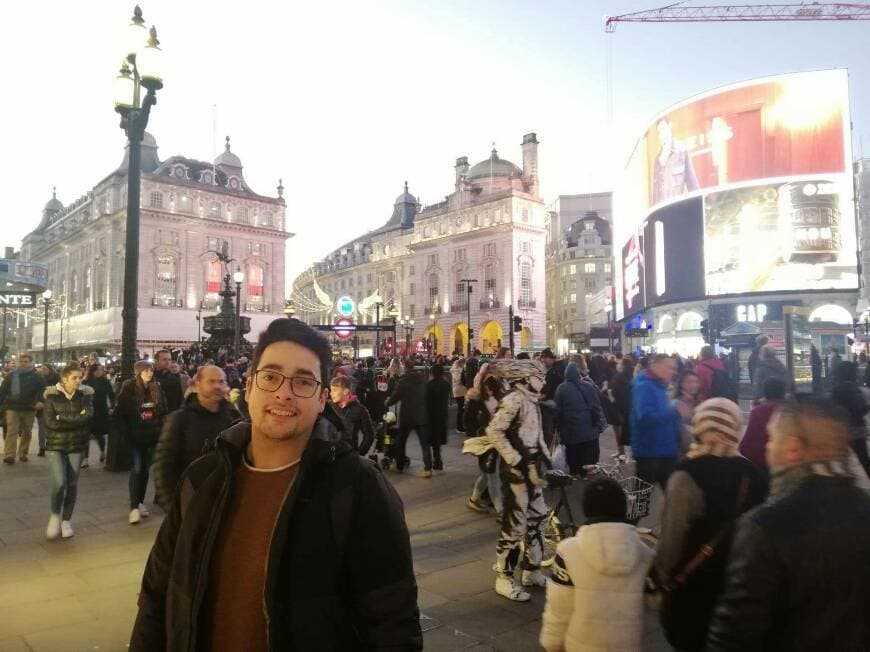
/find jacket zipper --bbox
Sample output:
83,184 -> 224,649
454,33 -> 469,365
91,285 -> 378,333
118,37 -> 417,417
188,446 -> 234,652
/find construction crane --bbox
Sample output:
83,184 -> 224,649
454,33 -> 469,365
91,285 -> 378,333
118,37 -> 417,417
605,2 -> 870,32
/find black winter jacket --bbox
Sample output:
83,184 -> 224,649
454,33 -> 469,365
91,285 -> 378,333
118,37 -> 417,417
425,378 -> 451,447
155,369 -> 184,413
332,399 -> 376,456
706,474 -> 870,651
386,371 -> 428,427
0,367 -> 46,411
130,411 -> 422,652
83,376 -> 115,435
152,394 -> 241,511
43,384 -> 94,453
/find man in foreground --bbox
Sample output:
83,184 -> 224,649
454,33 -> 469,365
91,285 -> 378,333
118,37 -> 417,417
707,398 -> 870,650
131,318 -> 422,651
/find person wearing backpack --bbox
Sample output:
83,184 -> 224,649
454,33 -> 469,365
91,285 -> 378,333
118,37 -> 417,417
554,362 -> 606,475
695,345 -> 735,402
130,319 -> 422,651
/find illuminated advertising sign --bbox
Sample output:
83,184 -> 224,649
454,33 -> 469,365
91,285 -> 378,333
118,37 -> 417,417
615,70 -> 856,319
336,295 -> 355,316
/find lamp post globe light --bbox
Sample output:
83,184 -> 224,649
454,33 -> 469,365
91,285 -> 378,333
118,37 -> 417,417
284,299 -> 296,318
114,5 -> 164,381
233,269 -> 244,358
42,289 -> 52,363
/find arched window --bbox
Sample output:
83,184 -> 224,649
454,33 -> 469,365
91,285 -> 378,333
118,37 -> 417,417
247,264 -> 265,311
677,311 -> 703,331
155,256 -> 178,306
657,314 -> 675,333
809,304 -> 853,325
519,262 -> 532,308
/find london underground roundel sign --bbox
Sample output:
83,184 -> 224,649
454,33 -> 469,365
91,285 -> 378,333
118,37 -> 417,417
335,318 -> 355,340
336,295 -> 355,316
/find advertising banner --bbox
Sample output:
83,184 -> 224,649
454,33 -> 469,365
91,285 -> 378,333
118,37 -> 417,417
615,70 -> 856,319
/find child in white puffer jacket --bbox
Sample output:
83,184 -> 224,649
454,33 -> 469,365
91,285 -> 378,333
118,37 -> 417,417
540,478 -> 653,652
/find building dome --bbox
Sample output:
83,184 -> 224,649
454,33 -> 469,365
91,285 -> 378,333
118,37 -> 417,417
395,180 -> 417,206
215,136 -> 242,169
44,188 -> 63,214
466,147 -> 522,182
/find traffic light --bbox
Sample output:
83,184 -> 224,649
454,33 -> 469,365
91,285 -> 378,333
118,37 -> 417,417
468,327 -> 475,340
700,319 -> 711,343
513,315 -> 523,332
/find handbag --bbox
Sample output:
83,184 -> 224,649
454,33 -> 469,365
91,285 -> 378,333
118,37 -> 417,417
648,474 -> 750,613
549,432 -> 569,474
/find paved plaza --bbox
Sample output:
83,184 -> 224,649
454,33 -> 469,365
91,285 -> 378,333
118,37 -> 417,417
0,411 -> 670,651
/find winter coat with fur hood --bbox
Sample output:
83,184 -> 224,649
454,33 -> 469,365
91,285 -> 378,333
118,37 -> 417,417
540,522 -> 654,652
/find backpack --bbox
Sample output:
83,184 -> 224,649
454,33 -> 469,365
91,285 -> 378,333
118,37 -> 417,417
703,362 -> 738,403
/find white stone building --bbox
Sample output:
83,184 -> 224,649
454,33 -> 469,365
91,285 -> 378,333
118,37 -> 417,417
21,134 -> 290,357
545,193 -> 614,350
292,134 -> 547,356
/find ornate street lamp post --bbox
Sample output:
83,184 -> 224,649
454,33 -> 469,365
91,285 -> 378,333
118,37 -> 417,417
42,290 -> 53,363
114,5 -> 164,381
233,269 -> 244,358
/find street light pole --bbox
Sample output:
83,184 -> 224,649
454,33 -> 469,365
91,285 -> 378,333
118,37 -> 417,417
41,290 -> 52,363
460,278 -> 477,357
114,6 -> 164,381
374,301 -> 383,359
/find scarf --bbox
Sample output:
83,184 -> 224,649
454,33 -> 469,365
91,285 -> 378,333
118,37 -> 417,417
770,458 -> 853,497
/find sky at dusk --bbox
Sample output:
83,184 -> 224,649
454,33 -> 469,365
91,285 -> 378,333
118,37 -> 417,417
3,0 -> 870,288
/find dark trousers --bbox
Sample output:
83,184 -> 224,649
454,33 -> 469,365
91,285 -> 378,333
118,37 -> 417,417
395,423 -> 432,470
129,444 -> 154,509
850,437 -> 870,479
540,404 -> 555,449
635,457 -> 677,489
454,397 -> 465,432
565,439 -> 600,475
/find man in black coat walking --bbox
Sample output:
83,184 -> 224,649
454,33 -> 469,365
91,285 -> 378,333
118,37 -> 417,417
386,359 -> 432,477
425,364 -> 451,471
154,350 -> 184,413
329,375 -> 375,456
152,365 -> 241,511
707,398 -> 870,651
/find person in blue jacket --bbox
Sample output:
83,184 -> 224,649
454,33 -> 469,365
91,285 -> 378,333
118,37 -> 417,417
630,353 -> 681,488
554,362 -> 606,475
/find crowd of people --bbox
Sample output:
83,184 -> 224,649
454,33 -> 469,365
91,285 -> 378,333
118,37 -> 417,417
2,321 -> 870,650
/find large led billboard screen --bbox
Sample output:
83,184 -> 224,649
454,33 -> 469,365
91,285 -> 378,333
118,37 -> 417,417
615,70 -> 856,319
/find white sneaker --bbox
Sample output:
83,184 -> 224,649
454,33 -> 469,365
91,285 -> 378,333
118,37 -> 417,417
129,508 -> 141,525
60,520 -> 74,539
138,503 -> 150,518
495,576 -> 531,602
46,514 -> 61,540
521,569 -> 548,588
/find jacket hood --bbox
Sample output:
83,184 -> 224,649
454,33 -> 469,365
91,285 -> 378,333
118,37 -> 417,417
576,522 -> 646,576
184,392 -> 236,416
44,384 -> 94,398
217,402 -> 351,464
565,363 -> 581,383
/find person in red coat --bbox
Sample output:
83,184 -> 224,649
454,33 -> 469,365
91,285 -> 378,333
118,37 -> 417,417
738,377 -> 786,474
694,345 -> 726,402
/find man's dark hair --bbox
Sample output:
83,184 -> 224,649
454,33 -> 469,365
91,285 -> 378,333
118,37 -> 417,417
252,318 -> 332,384
430,364 -> 444,379
650,353 -> 670,365
60,361 -> 82,380
155,349 -> 171,360
582,477 -> 627,524
763,377 -> 787,401
516,352 -> 531,360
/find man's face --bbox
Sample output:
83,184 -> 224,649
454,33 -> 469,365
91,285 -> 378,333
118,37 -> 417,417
17,356 -> 31,369
198,367 -> 228,402
540,355 -> 554,369
169,362 -> 180,374
329,383 -> 350,405
155,352 -> 171,371
766,418 -> 807,472
650,358 -> 677,383
246,341 -> 327,444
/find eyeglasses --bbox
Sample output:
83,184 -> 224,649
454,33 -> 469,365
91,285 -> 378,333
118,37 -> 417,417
253,369 -> 322,398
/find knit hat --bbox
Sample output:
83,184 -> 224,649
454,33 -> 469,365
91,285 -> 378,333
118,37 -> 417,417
134,360 -> 154,376
582,477 -> 627,524
691,398 -> 744,454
